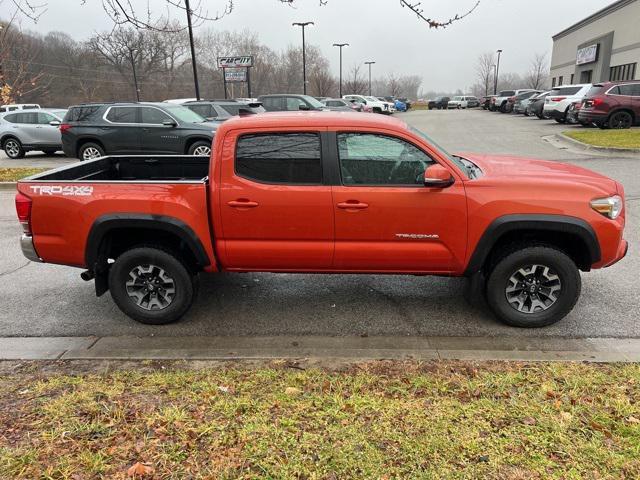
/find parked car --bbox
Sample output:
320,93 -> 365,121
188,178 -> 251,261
321,98 -> 360,112
512,91 -> 542,114
543,84 -> 592,123
0,103 -> 41,113
566,101 -> 583,125
528,91 -> 552,119
394,99 -> 408,112
448,96 -> 479,109
0,109 -> 67,159
344,98 -> 371,112
17,111 -> 627,328
397,97 -> 412,110
343,95 -> 389,114
578,81 -> 640,129
61,102 -> 218,161
493,90 -> 536,113
376,97 -> 396,113
258,94 -> 327,112
480,95 -> 497,110
428,97 -> 450,110
183,99 -> 264,121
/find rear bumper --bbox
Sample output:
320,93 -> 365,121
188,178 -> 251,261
21,234 -> 42,262
578,111 -> 608,124
545,109 -> 566,120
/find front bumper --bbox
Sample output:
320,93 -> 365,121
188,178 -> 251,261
21,235 -> 42,262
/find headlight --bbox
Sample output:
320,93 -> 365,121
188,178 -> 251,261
591,195 -> 623,219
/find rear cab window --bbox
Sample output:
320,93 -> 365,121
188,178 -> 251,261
235,133 -> 322,184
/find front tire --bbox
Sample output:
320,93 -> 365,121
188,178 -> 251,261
486,246 -> 581,328
3,138 -> 25,159
109,247 -> 195,325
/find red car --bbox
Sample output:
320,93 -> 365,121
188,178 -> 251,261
15,112 -> 627,327
579,81 -> 640,128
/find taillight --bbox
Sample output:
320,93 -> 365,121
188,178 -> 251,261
59,123 -> 72,134
584,98 -> 604,108
550,96 -> 566,102
15,192 -> 32,235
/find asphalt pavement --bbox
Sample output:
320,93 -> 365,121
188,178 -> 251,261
1,109 -> 638,339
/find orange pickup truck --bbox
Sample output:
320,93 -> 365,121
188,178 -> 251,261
15,112 -> 627,327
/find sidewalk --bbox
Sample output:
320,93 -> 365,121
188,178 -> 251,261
1,335 -> 639,362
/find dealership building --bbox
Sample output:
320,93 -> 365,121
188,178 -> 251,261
549,0 -> 640,88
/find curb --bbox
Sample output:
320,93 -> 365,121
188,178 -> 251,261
556,133 -> 640,155
0,182 -> 17,191
1,335 -> 639,362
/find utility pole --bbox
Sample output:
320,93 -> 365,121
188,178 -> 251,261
293,22 -> 314,95
365,61 -> 375,96
494,49 -> 503,95
490,65 -> 496,96
185,0 -> 201,100
128,48 -> 140,102
333,43 -> 349,97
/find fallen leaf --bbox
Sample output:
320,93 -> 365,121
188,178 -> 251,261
218,386 -> 230,394
127,462 -> 154,477
522,416 -> 537,426
560,411 -> 573,422
285,387 -> 302,396
627,416 -> 640,424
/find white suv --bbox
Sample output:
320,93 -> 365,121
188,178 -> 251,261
343,95 -> 389,114
543,84 -> 592,123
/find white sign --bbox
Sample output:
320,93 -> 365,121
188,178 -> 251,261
217,56 -> 253,68
224,69 -> 247,83
576,44 -> 598,65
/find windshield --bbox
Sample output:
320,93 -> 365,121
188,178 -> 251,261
162,104 -> 206,123
301,95 -> 326,109
366,96 -> 379,102
499,90 -> 515,97
410,126 -> 481,180
452,96 -> 462,101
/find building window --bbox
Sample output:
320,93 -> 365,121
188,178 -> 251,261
580,70 -> 593,83
558,76 -> 564,86
570,74 -> 575,84
610,63 -> 637,81
552,77 -> 556,87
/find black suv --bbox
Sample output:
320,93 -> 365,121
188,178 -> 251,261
428,97 -> 450,110
61,102 -> 218,161
257,94 -> 328,112
183,99 -> 265,121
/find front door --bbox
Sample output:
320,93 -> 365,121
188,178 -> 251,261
218,129 -> 334,270
139,106 -> 181,154
331,131 -> 467,273
36,112 -> 63,146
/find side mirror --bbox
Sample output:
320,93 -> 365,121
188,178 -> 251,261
362,100 -> 367,105
424,164 -> 454,188
298,104 -> 311,111
163,119 -> 177,127
49,120 -> 61,127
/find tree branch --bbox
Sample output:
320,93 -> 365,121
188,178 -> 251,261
399,0 -> 480,28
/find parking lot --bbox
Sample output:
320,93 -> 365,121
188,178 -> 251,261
1,108 -> 638,339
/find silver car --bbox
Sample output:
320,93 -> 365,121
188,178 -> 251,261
0,109 -> 67,159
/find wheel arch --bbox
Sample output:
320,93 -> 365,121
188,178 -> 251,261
85,214 -> 211,295
184,136 -> 213,154
464,214 -> 601,276
76,137 -> 106,157
608,107 -> 636,123
1,134 -> 21,146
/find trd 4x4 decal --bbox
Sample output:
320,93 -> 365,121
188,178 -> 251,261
30,185 -> 93,196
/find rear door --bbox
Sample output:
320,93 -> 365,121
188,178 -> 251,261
218,129 -> 334,270
330,130 -> 467,272
103,106 -> 141,154
14,112 -> 40,144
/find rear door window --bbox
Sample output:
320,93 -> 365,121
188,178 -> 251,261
106,107 -> 138,124
617,84 -> 638,96
16,112 -> 38,124
235,133 -> 322,184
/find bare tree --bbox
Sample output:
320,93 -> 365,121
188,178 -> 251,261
525,52 -> 549,90
475,52 -> 495,96
344,64 -> 367,95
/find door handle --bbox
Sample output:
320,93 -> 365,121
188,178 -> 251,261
337,201 -> 369,210
227,199 -> 259,208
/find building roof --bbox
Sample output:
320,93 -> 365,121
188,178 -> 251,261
553,0 -> 637,40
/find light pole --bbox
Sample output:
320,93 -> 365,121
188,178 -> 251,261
293,22 -> 314,95
494,49 -> 503,95
490,64 -> 496,96
185,0 -> 201,100
333,43 -> 349,97
127,48 -> 140,102
365,61 -> 375,96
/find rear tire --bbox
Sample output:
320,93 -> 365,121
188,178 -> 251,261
78,142 -> 105,161
187,140 -> 212,156
486,246 -> 581,328
3,138 -> 25,159
109,247 -> 195,325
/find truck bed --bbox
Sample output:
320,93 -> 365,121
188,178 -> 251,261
26,155 -> 210,182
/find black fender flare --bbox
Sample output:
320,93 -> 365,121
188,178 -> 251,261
85,213 -> 211,271
464,214 -> 601,276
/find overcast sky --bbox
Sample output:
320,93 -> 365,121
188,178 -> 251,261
19,0 -> 611,93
